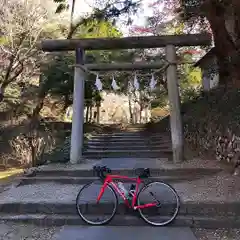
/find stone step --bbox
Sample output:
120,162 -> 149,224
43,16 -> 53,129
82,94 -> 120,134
1,203 -> 240,228
84,149 -> 172,153
83,150 -> 172,158
87,141 -> 171,145
2,213 -> 238,229
16,175 -> 202,185
93,133 -> 169,137
123,125 -> 146,128
34,168 -> 220,178
1,201 -> 240,216
86,145 -> 172,150
87,139 -> 172,145
94,132 -> 144,136
92,136 -> 171,141
0,214 -> 195,227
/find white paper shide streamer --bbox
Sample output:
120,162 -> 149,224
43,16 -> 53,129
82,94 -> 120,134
111,76 -> 120,90
149,74 -> 157,91
95,74 -> 102,91
133,74 -> 139,90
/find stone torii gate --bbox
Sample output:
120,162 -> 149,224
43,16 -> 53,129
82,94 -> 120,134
41,34 -> 211,164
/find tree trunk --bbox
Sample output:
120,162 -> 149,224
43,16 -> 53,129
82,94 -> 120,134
96,105 -> 100,123
85,105 -> 90,122
139,110 -> 142,124
63,95 -> 72,111
128,95 -> 133,124
32,97 -> 45,119
31,140 -> 37,167
204,1 -> 240,87
89,105 -> 93,122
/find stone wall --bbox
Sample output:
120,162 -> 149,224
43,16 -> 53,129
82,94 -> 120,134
182,87 -> 240,167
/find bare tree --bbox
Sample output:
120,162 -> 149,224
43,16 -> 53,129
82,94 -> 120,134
0,0 -> 55,98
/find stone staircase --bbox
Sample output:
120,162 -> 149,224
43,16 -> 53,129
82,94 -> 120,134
0,162 -> 225,228
0,126 -> 237,229
83,127 -> 173,159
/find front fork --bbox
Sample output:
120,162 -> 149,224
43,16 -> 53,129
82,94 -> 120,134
96,181 -> 108,203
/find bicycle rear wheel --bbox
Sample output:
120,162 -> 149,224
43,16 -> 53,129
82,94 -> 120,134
76,180 -> 118,225
137,181 -> 180,226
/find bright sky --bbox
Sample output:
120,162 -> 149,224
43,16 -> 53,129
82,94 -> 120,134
70,0 -> 164,36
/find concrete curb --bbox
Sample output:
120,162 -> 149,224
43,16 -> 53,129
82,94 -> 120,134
16,175 -> 208,185
0,213 -> 239,229
1,202 -> 240,216
33,168 -> 221,178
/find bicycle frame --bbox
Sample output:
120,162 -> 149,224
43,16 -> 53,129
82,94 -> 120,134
96,174 -> 158,210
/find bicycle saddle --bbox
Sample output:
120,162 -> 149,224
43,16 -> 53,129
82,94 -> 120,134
135,168 -> 150,178
93,165 -> 111,179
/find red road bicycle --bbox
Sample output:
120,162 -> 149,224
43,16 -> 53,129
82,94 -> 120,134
76,166 -> 180,226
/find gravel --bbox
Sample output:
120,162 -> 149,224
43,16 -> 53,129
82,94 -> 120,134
0,183 -> 80,204
172,171 -> 240,202
0,222 -> 61,240
193,228 -> 240,240
1,170 -> 240,204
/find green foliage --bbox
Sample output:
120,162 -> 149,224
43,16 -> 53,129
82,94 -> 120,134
55,3 -> 69,13
53,0 -> 69,13
42,53 -> 74,98
0,36 -> 8,45
180,86 -> 202,103
77,20 -> 123,38
179,64 -> 201,89
54,0 -> 139,38
177,51 -> 202,103
150,87 -> 168,108
41,19 -> 126,110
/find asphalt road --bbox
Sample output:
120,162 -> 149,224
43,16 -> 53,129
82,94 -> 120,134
52,226 -> 197,240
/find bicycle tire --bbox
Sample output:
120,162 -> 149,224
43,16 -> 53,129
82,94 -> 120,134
76,180 -> 118,225
137,181 -> 180,226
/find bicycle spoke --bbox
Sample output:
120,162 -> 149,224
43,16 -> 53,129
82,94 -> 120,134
137,181 -> 180,226
76,180 -> 118,225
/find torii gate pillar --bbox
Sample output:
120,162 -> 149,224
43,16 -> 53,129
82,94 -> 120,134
165,45 -> 184,163
70,48 -> 85,164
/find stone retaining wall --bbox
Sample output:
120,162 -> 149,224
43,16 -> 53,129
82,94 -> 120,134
182,87 -> 240,168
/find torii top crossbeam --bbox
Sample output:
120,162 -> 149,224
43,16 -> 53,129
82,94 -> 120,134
41,33 -> 211,52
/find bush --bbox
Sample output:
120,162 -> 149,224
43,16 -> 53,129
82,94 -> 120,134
9,128 -> 56,167
180,86 -> 202,103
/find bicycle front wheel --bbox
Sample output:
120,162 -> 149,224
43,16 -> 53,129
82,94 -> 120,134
76,180 -> 118,225
137,181 -> 180,226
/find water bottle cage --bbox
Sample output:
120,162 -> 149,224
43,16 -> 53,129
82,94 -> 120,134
129,190 -> 135,197
118,182 -> 128,196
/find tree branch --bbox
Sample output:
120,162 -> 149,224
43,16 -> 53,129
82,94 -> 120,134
8,61 -> 24,84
